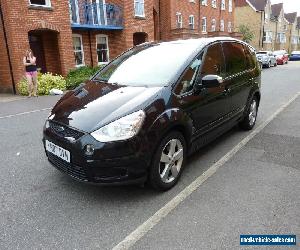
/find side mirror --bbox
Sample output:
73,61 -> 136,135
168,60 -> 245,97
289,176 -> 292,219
201,75 -> 223,88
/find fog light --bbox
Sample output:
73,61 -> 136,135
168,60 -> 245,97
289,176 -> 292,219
85,144 -> 95,156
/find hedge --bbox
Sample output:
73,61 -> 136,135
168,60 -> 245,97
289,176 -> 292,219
18,73 -> 66,96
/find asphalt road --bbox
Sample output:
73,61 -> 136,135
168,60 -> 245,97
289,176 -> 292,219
0,62 -> 300,250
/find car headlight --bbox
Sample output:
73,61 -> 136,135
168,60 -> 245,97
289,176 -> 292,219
91,110 -> 146,142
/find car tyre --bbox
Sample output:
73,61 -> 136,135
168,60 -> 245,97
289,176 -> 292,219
149,131 -> 186,191
267,61 -> 271,68
239,97 -> 258,131
274,62 -> 277,67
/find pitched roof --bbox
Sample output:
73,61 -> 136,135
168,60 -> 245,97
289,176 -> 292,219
271,3 -> 283,17
247,0 -> 268,11
235,0 -> 267,11
284,12 -> 297,24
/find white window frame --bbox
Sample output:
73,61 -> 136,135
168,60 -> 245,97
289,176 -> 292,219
29,0 -> 51,7
201,0 -> 208,5
176,12 -> 183,28
96,34 -> 110,65
212,0 -> 217,8
211,18 -> 216,32
221,0 -> 226,10
134,0 -> 145,17
228,0 -> 232,12
72,34 -> 85,67
220,19 -> 224,31
263,31 -> 273,43
228,21 -> 232,32
189,15 -> 195,29
202,17 -> 207,33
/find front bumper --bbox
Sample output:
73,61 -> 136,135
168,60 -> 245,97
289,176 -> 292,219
43,121 -> 153,185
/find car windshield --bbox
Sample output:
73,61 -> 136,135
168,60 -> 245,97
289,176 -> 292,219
93,42 -> 200,87
291,51 -> 300,55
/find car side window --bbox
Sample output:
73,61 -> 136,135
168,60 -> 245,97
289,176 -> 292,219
201,43 -> 225,77
175,53 -> 203,95
222,42 -> 247,75
244,45 -> 256,70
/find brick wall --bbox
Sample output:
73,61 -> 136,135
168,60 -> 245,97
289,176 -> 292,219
0,0 -> 74,93
0,13 -> 12,93
235,5 -> 262,49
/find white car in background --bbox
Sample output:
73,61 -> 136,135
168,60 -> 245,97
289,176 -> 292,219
256,51 -> 277,68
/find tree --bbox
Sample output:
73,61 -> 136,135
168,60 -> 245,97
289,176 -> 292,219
238,24 -> 254,43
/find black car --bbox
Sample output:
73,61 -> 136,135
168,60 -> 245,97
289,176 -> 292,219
43,37 -> 261,191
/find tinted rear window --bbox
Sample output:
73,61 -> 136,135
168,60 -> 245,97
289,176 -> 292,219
222,42 -> 247,75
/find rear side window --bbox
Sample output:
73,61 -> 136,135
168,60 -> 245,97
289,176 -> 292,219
244,45 -> 256,70
201,43 -> 225,77
222,42 -> 247,75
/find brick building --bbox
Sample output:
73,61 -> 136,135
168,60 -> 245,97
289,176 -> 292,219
0,0 -> 154,93
235,0 -> 300,52
158,0 -> 235,41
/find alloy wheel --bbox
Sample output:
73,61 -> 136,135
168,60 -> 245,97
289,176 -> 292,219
248,99 -> 257,127
159,139 -> 184,184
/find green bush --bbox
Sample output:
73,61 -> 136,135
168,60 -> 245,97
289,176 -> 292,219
18,72 -> 66,96
66,66 -> 102,90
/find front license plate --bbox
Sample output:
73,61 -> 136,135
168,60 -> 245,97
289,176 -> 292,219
45,140 -> 71,163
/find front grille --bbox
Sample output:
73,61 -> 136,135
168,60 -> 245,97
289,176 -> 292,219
49,121 -> 84,140
48,153 -> 88,182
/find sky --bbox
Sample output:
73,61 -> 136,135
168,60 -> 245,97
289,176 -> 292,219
271,0 -> 300,15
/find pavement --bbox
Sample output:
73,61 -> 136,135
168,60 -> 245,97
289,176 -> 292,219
0,94 -> 26,103
0,62 -> 300,250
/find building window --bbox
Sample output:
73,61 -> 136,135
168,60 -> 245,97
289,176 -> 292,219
212,0 -> 217,8
291,36 -> 298,44
176,12 -> 183,28
277,32 -> 286,43
211,19 -> 216,32
263,31 -> 273,43
228,21 -> 232,32
29,0 -> 51,7
228,0 -> 232,12
202,17 -> 207,33
96,35 -> 109,64
221,0 -> 226,10
201,0 -> 208,5
189,15 -> 195,29
134,0 -> 145,17
73,35 -> 84,67
220,20 -> 224,31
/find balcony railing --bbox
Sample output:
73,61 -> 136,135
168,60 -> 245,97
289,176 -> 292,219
69,0 -> 123,30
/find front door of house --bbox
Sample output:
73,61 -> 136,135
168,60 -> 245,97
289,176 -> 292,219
29,34 -> 46,73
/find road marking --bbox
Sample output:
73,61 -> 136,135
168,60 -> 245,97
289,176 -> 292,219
112,92 -> 300,250
0,108 -> 52,120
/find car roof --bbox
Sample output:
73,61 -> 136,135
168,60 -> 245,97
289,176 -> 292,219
138,37 -> 255,56
291,51 -> 300,54
158,37 -> 244,48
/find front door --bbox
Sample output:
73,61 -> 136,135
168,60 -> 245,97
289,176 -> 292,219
174,42 -> 231,137
29,34 -> 46,73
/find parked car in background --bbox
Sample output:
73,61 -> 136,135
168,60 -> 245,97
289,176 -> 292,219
273,50 -> 289,65
43,37 -> 261,191
256,51 -> 277,68
289,51 -> 300,61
